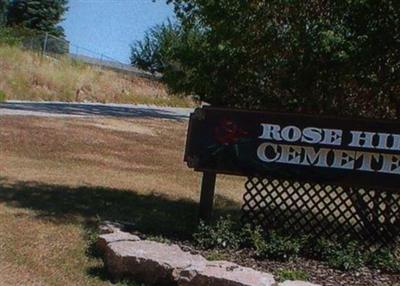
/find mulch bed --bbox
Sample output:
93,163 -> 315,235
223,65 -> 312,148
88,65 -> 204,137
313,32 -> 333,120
128,229 -> 400,286
211,249 -> 400,286
168,239 -> 400,286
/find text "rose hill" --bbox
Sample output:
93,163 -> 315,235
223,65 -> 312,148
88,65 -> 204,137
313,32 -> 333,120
257,124 -> 400,175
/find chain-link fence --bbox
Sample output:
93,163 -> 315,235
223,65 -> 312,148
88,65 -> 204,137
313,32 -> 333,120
22,32 -> 156,79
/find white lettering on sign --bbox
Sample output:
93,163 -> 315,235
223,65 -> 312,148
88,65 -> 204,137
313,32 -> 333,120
349,131 -> 375,148
259,124 -> 343,146
257,123 -> 400,175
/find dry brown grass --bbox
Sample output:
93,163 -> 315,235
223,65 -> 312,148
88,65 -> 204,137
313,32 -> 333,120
0,115 -> 243,285
0,45 -> 194,107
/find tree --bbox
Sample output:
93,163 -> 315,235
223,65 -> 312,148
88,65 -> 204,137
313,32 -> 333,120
135,0 -> 400,119
7,0 -> 68,38
131,21 -> 180,74
0,0 -> 9,25
131,20 -> 205,96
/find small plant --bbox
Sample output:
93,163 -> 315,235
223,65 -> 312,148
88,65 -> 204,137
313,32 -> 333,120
146,235 -> 171,244
0,90 -> 6,102
255,231 -> 306,261
368,248 -> 400,273
85,228 -> 100,258
312,237 -> 339,260
275,269 -> 310,282
116,279 -> 146,286
206,250 -> 228,261
192,216 -> 400,273
238,223 -> 264,248
323,241 -> 366,271
193,216 -> 241,250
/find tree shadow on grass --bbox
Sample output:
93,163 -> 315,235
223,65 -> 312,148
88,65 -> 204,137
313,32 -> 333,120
0,178 -> 241,283
0,178 -> 241,240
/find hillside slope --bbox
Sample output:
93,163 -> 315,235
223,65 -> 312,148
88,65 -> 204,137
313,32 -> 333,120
0,45 -> 193,107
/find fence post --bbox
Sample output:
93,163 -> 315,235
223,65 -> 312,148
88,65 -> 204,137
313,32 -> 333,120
42,32 -> 49,56
199,171 -> 216,223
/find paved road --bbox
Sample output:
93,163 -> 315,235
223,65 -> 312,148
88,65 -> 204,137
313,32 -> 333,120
0,101 -> 194,120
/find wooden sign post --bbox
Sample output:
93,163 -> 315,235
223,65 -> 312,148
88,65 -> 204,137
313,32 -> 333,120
199,171 -> 216,222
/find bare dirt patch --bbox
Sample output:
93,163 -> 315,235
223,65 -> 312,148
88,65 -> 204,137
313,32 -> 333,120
82,118 -> 156,136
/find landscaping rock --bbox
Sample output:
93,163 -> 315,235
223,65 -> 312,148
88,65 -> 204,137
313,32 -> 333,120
99,221 -> 125,234
178,260 -> 275,286
97,231 -> 141,255
104,240 -> 207,285
278,281 -> 320,286
97,225 -> 321,286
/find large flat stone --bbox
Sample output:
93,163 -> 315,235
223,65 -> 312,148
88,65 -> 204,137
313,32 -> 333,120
104,240 -> 207,285
178,260 -> 275,286
99,221 -> 125,234
279,281 -> 320,286
97,231 -> 140,255
97,225 -> 320,286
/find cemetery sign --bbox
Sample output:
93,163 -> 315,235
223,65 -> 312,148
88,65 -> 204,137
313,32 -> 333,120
185,107 -> 400,191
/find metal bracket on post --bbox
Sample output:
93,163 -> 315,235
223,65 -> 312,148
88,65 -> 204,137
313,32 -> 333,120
199,171 -> 217,223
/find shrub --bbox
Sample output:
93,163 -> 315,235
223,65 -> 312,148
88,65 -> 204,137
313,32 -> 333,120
0,26 -> 36,46
239,223 -> 265,249
193,216 -> 241,250
318,240 -> 366,271
312,238 -> 339,260
194,216 -> 306,261
254,231 -> 306,261
368,248 -> 400,273
192,216 -> 400,272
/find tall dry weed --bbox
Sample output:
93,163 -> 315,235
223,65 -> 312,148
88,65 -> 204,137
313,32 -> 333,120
0,45 -> 194,107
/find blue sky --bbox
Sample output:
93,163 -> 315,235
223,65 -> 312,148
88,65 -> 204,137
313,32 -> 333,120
62,0 -> 174,63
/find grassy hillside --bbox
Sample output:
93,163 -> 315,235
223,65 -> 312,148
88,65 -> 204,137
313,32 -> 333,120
0,44 -> 194,107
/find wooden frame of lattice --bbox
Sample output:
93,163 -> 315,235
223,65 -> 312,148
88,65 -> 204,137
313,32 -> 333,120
242,177 -> 400,245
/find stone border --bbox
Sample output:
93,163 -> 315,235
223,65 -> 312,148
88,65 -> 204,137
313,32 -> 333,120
97,222 -> 320,286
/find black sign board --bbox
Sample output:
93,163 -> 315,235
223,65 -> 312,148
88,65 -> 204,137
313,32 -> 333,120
185,107 -> 400,191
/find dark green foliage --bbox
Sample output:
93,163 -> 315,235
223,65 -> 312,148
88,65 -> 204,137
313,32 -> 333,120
193,216 -> 304,261
116,280 -> 146,286
312,237 -> 339,260
0,0 -> 9,25
130,19 -> 205,99
314,239 -> 366,271
0,90 -> 6,101
193,216 -> 242,249
368,248 -> 400,273
135,0 -> 400,119
192,216 -> 400,272
131,20 -> 180,74
238,223 -> 263,249
253,231 -> 306,261
205,250 -> 228,261
0,25 -> 36,45
326,242 -> 366,271
275,269 -> 310,282
7,0 -> 68,37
